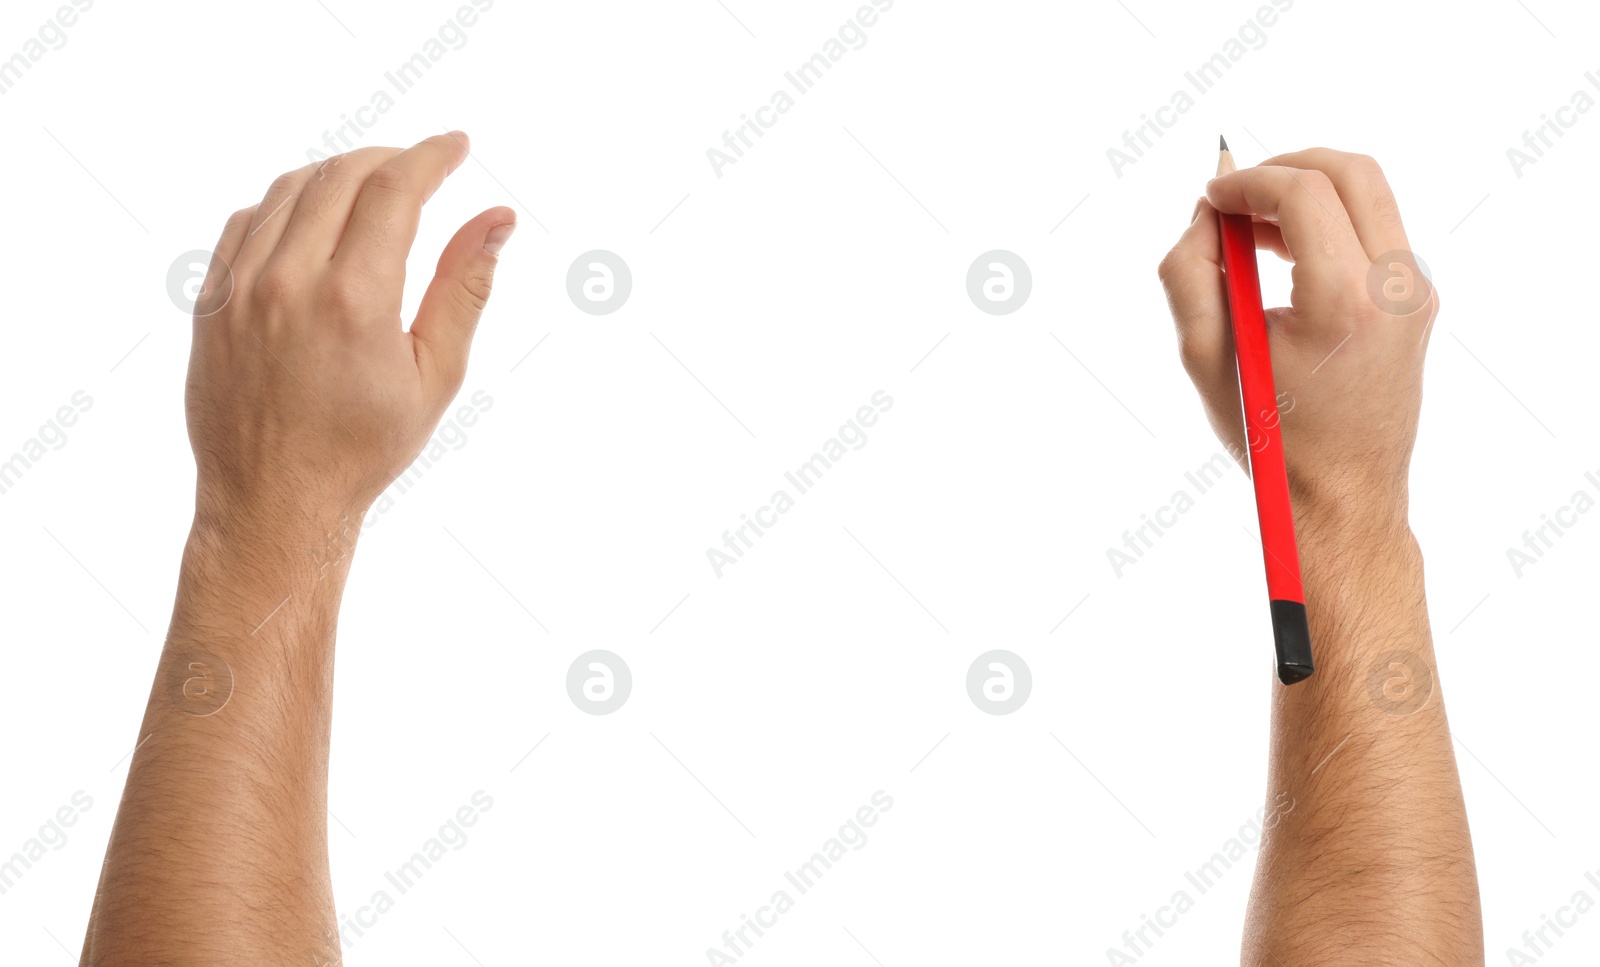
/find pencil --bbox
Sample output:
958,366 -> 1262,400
1216,135 -> 1314,685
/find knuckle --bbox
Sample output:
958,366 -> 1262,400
1297,168 -> 1335,195
305,176 -> 358,218
252,263 -> 301,305
452,272 -> 493,315
1156,250 -> 1183,284
1368,190 -> 1405,229
321,273 -> 370,315
1339,285 -> 1385,326
363,165 -> 411,196
1175,331 -> 1213,380
1157,248 -> 1203,291
1343,152 -> 1384,181
1175,334 -> 1197,372
312,153 -> 350,182
1303,146 -> 1351,168
267,172 -> 301,197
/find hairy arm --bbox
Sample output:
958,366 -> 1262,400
1246,512 -> 1480,963
1160,146 -> 1483,964
82,522 -> 352,963
80,132 -> 515,965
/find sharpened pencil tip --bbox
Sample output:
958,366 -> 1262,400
1219,134 -> 1229,152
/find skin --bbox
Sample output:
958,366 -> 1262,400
78,132 -> 514,966
1159,148 -> 1483,965
71,133 -> 1476,963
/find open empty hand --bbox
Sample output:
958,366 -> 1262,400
186,131 -> 516,542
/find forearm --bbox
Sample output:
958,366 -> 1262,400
1243,508 -> 1483,965
81,516 -> 351,966
76,132 -> 501,964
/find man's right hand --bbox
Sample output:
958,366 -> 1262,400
1157,148 -> 1438,534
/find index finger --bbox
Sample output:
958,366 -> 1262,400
1259,148 -> 1410,260
333,131 -> 471,277
1205,164 -> 1369,289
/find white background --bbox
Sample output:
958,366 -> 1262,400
1,0 -> 1595,963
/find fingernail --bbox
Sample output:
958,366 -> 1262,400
484,222 -> 516,256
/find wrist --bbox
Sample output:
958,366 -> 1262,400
190,495 -> 364,579
1292,504 -> 1427,658
1290,482 -> 1412,555
1296,506 -> 1419,574
175,510 -> 359,635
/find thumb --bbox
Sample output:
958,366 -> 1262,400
1158,199 -> 1245,462
1159,201 -> 1234,392
412,205 -> 517,398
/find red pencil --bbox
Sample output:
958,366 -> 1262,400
1216,136 -> 1314,685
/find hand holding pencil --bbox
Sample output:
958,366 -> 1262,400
1162,147 -> 1477,960
1158,145 -> 1438,679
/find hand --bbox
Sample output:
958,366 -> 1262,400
1157,148 -> 1437,532
185,132 -> 515,540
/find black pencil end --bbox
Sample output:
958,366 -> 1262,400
1269,599 -> 1314,685
1219,134 -> 1229,152
1277,660 -> 1314,685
